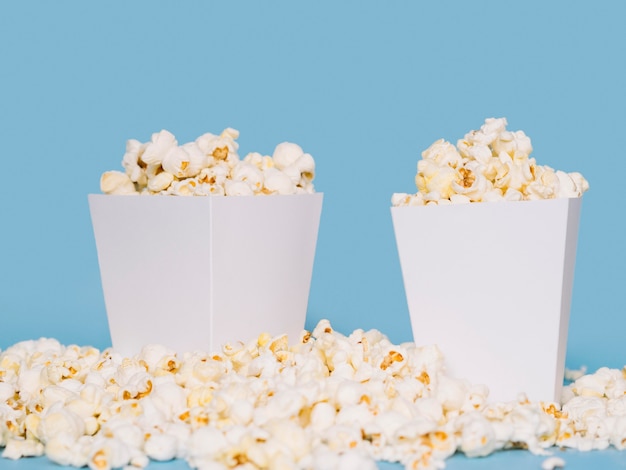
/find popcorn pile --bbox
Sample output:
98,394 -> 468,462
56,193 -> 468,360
100,129 -> 315,196
392,118 -> 589,206
1,321 -> 625,470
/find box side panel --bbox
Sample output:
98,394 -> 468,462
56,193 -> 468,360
392,198 -> 575,402
554,197 -> 582,397
89,195 -> 213,356
210,194 -> 323,347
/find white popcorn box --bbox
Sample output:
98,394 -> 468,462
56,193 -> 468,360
391,197 -> 582,402
89,193 -> 323,357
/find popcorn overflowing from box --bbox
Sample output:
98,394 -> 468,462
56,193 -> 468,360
1,324 -> 625,469
391,118 -> 589,403
391,117 -> 588,206
100,128 -> 315,196
90,128 -> 323,357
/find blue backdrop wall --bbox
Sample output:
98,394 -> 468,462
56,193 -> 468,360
1,1 -> 624,375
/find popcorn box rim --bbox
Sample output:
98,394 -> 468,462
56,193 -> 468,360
390,195 -> 583,212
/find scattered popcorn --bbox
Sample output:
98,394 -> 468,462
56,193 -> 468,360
0,323 -> 624,469
541,456 -> 566,469
392,118 -> 589,206
564,366 -> 587,382
100,129 -> 316,196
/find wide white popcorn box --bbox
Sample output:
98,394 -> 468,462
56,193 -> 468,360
391,197 -> 582,402
89,193 -> 323,357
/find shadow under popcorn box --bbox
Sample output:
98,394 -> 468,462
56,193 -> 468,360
391,197 -> 582,403
89,193 -> 323,357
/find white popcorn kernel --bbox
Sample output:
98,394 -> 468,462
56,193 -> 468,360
230,399 -> 255,425
45,434 -> 91,467
266,420 -> 312,461
450,163 -> 491,202
273,142 -> 304,170
609,415 -> 626,450
323,424 -> 363,452
88,436 -> 133,470
526,165 -> 559,200
64,400 -> 99,435
137,344 -> 179,374
391,193 -> 412,207
146,378 -> 187,422
310,401 -> 336,432
455,411 -> 496,457
231,161 -> 264,192
283,153 -> 316,187
146,170 -> 174,192
224,179 -> 255,196
556,170 -> 589,198
374,410 -> 411,442
100,171 -> 138,195
161,146 -> 192,179
197,163 -> 230,186
435,375 -> 468,413
494,152 -> 534,193
335,450 -> 378,470
568,171 -> 589,194
163,178 -> 195,196
196,128 -> 240,166
243,152 -> 274,171
571,367 -> 625,399
141,130 -> 178,165
449,193 -> 471,204
422,139 -> 464,168
416,159 -> 458,199
503,188 -> 524,201
2,438 -> 44,459
121,139 -> 148,186
541,456 -> 566,470
296,181 -> 315,194
181,142 -> 209,177
457,140 -> 492,165
38,406 -> 86,443
263,167 -> 297,195
512,130 -> 533,158
334,382 -> 368,409
478,117 -> 508,145
481,188 -> 504,202
145,433 -> 177,461
564,366 -> 587,382
101,421 -> 144,451
187,426 -> 229,464
607,396 -> 626,417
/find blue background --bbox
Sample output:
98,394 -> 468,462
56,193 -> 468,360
1,1 -> 625,469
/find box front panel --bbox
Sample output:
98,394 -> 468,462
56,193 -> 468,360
210,194 -> 323,347
89,195 -> 213,356
392,198 -> 581,402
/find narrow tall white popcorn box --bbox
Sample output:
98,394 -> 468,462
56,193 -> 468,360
89,193 -> 323,357
392,197 -> 582,402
